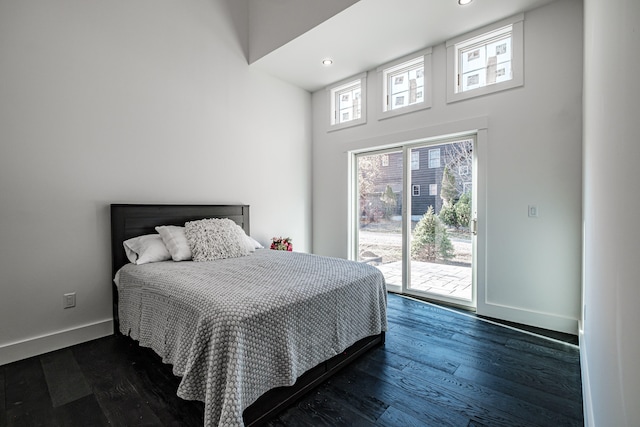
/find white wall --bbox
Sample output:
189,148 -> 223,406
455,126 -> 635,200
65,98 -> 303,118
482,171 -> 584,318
311,0 -> 583,333
582,0 -> 640,425
0,0 -> 312,365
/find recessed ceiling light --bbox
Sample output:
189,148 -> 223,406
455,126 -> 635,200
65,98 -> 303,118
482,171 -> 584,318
322,59 -> 333,66
458,0 -> 473,5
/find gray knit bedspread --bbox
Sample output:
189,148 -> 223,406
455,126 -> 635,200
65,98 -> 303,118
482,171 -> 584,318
117,249 -> 387,427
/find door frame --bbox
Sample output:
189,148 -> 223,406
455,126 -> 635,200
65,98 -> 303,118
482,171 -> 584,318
348,125 -> 487,311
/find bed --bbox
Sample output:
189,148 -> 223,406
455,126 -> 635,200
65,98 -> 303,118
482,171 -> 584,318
110,204 -> 387,427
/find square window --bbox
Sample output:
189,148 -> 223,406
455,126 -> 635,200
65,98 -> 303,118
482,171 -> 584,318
412,185 -> 420,197
429,184 -> 437,196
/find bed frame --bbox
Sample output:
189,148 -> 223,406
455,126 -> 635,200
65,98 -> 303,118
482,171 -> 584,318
110,204 -> 384,426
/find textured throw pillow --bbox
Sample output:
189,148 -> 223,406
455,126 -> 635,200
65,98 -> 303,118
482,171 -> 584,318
185,218 -> 252,261
123,234 -> 171,265
155,225 -> 192,261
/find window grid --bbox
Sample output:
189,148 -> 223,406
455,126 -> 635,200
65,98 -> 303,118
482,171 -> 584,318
412,185 -> 420,197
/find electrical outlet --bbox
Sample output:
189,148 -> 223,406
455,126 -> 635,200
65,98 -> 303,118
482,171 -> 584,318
63,292 -> 76,309
528,205 -> 538,218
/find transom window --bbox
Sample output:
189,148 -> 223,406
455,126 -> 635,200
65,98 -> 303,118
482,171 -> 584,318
334,81 -> 361,124
327,73 -> 367,131
384,57 -> 424,112
446,14 -> 524,103
457,25 -> 513,93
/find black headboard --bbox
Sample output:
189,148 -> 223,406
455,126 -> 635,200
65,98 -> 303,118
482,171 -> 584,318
110,204 -> 250,331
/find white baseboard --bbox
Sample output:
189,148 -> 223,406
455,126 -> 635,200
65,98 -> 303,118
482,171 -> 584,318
477,300 -> 579,335
579,325 -> 594,427
0,319 -> 113,366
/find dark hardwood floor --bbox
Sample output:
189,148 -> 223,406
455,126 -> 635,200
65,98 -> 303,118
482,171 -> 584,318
0,294 -> 583,426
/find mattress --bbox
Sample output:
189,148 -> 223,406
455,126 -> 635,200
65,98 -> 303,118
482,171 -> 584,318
116,249 -> 387,426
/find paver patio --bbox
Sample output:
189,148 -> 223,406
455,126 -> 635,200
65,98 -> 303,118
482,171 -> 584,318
375,260 -> 472,301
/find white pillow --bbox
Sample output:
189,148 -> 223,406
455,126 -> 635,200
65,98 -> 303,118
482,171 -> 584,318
123,234 -> 171,265
234,224 -> 262,252
155,225 -> 192,261
249,235 -> 264,250
186,218 -> 251,261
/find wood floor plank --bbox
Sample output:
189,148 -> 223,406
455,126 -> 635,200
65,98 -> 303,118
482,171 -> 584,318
52,394 -> 109,426
376,405 -> 432,427
0,365 -> 5,412
351,351 -> 552,427
40,348 -> 92,408
291,389 -> 378,427
4,357 -> 50,406
386,326 -> 581,400
328,359 -> 470,426
453,363 -> 584,421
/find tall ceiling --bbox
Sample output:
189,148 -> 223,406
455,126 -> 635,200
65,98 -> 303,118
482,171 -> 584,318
250,0 -> 558,92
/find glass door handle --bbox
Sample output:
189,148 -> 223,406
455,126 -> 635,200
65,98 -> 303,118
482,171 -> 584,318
471,218 -> 478,235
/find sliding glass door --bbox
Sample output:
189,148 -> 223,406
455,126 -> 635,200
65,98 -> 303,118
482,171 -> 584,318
353,136 -> 476,308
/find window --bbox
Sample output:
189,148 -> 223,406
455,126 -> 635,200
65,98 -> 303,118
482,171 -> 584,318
412,185 -> 420,196
458,26 -> 512,92
382,154 -> 389,167
428,149 -> 440,168
378,49 -> 432,119
411,151 -> 420,170
328,73 -> 367,131
429,184 -> 438,196
446,14 -> 524,103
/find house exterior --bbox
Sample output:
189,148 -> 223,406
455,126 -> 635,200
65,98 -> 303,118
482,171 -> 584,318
361,140 -> 473,222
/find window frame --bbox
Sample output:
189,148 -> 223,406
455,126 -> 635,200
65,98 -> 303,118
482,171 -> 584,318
429,184 -> 438,196
378,48 -> 432,120
412,184 -> 420,197
327,72 -> 367,131
446,13 -> 524,103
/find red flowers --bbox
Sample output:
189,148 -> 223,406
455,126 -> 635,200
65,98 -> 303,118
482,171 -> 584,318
270,237 -> 293,251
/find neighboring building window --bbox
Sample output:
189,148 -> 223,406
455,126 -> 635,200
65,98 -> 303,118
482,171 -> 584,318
446,14 -> 524,103
411,151 -> 420,170
428,149 -> 440,168
378,48 -> 432,120
429,184 -> 438,196
327,73 -> 367,131
382,154 -> 389,167
412,185 -> 420,196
